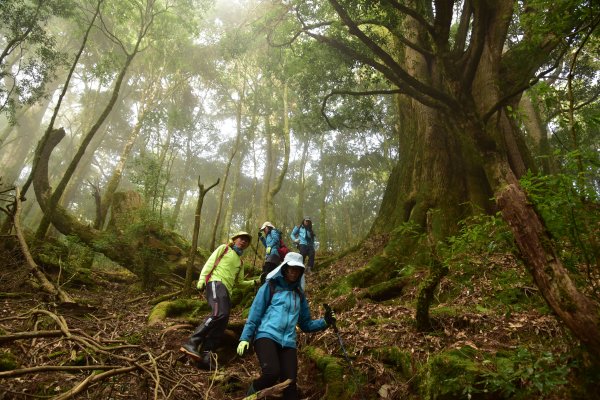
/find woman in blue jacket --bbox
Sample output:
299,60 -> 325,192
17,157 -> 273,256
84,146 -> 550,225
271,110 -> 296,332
258,221 -> 281,281
237,252 -> 335,399
290,216 -> 316,272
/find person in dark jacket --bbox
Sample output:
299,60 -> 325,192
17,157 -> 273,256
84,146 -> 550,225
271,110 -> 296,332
290,216 -> 316,272
258,221 -> 281,281
237,252 -> 335,399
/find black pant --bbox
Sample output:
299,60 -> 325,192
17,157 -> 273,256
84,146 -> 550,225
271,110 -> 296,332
298,244 -> 315,271
189,281 -> 230,351
253,338 -> 298,400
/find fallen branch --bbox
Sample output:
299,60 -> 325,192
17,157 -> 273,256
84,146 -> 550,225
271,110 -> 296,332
0,329 -> 74,344
149,290 -> 183,305
0,364 -> 121,378
241,379 -> 293,400
51,364 -> 139,400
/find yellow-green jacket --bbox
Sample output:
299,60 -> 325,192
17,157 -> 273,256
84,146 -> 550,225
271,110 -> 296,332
198,244 -> 254,293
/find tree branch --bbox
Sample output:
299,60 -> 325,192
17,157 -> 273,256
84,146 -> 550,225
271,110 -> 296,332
321,89 -> 403,129
326,0 -> 458,109
382,0 -> 435,36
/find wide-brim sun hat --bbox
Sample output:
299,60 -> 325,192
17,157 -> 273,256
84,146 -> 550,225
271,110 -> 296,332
260,221 -> 275,230
266,252 -> 306,290
230,231 -> 252,241
281,252 -> 305,269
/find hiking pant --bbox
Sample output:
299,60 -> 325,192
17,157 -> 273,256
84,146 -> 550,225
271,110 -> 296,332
298,244 -> 315,271
189,281 -> 231,351
252,338 -> 298,400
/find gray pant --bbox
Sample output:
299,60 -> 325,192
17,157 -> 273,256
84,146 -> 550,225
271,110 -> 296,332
188,281 -> 231,351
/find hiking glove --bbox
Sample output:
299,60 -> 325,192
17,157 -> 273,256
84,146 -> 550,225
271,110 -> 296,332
237,341 -> 250,356
266,246 -> 272,254
197,280 -> 206,291
325,308 -> 337,327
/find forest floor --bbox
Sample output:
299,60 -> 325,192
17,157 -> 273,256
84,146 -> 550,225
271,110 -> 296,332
0,235 -> 580,400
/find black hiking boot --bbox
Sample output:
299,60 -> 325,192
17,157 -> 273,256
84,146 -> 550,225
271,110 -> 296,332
194,351 -> 215,370
179,342 -> 202,360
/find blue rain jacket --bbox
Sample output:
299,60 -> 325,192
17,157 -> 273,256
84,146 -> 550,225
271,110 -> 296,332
290,225 -> 314,246
259,228 -> 281,257
240,268 -> 326,348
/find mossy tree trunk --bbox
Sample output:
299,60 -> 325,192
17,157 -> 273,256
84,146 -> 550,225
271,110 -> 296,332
306,0 -> 600,356
184,177 -> 219,296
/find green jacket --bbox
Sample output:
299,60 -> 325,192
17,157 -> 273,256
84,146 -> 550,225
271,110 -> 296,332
198,244 -> 254,293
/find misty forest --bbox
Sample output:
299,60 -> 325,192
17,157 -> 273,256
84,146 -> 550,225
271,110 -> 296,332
1,0 -> 599,399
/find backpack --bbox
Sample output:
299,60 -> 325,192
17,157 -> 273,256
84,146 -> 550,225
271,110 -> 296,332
278,237 -> 290,258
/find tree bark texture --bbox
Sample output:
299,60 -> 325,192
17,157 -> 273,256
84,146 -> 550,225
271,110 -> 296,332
308,0 -> 600,355
32,128 -> 186,284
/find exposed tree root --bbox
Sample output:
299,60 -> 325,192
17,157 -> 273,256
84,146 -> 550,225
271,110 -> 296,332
0,308 -> 210,399
12,187 -> 74,303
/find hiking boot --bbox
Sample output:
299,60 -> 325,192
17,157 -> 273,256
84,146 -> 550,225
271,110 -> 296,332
195,351 -> 215,370
179,342 -> 201,360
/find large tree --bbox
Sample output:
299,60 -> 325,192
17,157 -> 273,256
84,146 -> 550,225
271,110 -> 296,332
277,0 -> 600,355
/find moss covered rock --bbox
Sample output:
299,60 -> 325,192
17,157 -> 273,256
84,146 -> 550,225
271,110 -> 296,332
148,298 -> 209,325
373,346 -> 413,380
304,346 -> 351,400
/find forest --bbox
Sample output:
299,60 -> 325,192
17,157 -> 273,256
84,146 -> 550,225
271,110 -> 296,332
0,0 -> 599,399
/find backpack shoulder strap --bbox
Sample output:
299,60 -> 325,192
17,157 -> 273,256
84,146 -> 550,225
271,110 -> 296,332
267,280 -> 277,306
205,245 -> 229,283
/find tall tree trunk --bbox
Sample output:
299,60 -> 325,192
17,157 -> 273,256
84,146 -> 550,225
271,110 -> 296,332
96,90 -> 155,228
519,92 -> 555,174
152,126 -> 174,212
184,177 -> 219,295
221,147 -> 245,243
260,114 -> 274,223
20,0 -> 102,200
266,82 -> 291,224
295,134 -> 310,224
209,99 -> 243,250
35,35 -> 142,240
169,131 -> 195,230
318,142 -> 331,251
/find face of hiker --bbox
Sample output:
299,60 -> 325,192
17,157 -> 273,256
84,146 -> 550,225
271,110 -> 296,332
284,265 -> 303,283
234,236 -> 250,250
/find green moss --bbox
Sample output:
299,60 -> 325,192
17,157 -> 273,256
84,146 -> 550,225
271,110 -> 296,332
361,276 -> 409,301
373,347 -> 412,379
122,332 -> 143,345
429,306 -> 460,317
304,346 -> 348,400
48,350 -> 68,359
419,347 -> 481,400
147,299 -> 207,325
0,350 -> 18,371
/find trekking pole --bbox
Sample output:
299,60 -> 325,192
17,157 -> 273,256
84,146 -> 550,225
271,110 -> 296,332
323,304 -> 365,400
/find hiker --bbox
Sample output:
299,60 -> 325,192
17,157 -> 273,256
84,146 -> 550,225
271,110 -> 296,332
290,216 -> 316,272
180,231 -> 257,369
237,252 -> 336,399
258,221 -> 281,282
